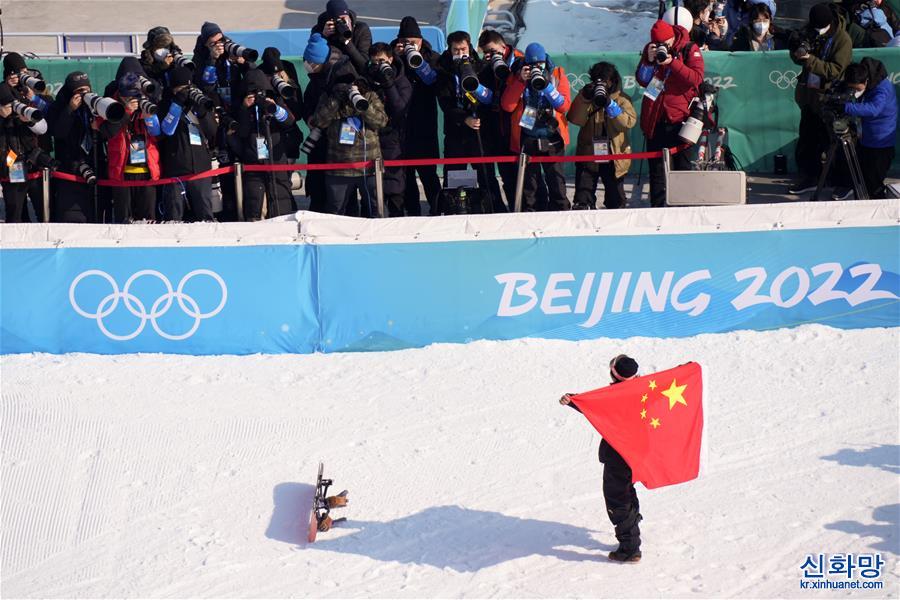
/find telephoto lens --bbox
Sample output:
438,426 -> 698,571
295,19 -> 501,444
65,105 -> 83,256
490,53 -> 510,80
300,127 -> 323,154
655,45 -> 670,63
591,80 -> 609,109
83,92 -> 126,122
172,53 -> 195,70
20,72 -> 47,93
224,39 -> 259,62
348,85 -> 369,111
404,44 -> 424,69
457,57 -> 479,93
187,87 -> 215,111
529,67 -> 548,91
253,92 -> 278,115
138,75 -> 157,95
377,62 -> 394,80
678,97 -> 706,145
77,162 -> 98,185
138,97 -> 158,115
11,100 -> 43,122
272,74 -> 297,99
334,19 -> 353,41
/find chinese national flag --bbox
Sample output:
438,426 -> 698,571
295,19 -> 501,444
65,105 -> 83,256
571,362 -> 703,490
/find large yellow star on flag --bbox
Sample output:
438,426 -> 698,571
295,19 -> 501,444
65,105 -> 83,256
661,379 -> 688,410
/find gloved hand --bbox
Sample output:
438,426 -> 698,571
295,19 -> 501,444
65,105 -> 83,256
605,98 -> 623,119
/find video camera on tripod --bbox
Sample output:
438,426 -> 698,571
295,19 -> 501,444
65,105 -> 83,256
822,84 -> 858,135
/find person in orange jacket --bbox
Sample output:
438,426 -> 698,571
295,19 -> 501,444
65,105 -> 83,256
500,42 -> 571,211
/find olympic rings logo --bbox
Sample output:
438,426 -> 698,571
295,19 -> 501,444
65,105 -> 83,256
69,269 -> 227,341
567,72 -> 591,89
769,70 -> 799,90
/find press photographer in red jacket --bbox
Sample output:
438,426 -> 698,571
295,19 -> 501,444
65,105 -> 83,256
97,72 -> 162,223
635,20 -> 705,207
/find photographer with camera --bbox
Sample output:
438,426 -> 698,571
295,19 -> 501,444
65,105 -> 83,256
731,3 -> 789,51
364,43 -> 412,217
567,62 -> 637,210
308,70 -> 387,216
393,16 -> 442,215
157,66 -> 217,221
140,27 -> 191,96
192,22 -> 254,109
47,72 -> 112,222
0,83 -> 53,223
94,72 -> 162,223
787,3 -> 853,195
261,47 -> 305,161
828,59 -> 897,199
478,29 -> 526,208
233,69 -> 297,220
311,0 -> 372,74
437,30 -> 504,212
635,19 -> 705,207
501,42 -> 571,212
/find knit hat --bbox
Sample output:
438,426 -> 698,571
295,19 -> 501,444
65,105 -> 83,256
64,71 -> 91,93
200,21 -> 223,44
0,83 -> 15,106
398,16 -> 422,39
168,65 -> 193,88
651,19 -> 676,43
144,26 -> 173,49
610,355 -> 639,381
118,72 -> 141,97
809,3 -> 833,29
524,42 -> 547,64
261,47 -> 284,75
326,0 -> 350,18
304,33 -> 330,65
3,52 -> 27,78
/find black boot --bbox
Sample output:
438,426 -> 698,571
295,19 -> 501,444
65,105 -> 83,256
608,546 -> 642,563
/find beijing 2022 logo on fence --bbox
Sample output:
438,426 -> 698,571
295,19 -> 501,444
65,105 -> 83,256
69,269 -> 227,341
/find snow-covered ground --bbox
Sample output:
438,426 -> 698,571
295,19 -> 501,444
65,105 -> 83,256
1,324 -> 898,597
518,0 -> 659,53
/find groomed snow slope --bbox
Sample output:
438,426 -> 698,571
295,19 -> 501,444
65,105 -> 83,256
1,324 -> 898,598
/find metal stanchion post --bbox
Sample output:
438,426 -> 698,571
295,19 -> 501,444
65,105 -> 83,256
514,151 -> 528,213
41,168 -> 51,223
662,147 -> 671,207
234,162 -> 244,222
374,158 -> 385,218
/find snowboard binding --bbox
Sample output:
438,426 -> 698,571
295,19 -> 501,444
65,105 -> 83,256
313,463 -> 348,533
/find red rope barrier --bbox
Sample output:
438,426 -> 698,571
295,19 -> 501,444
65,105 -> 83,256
0,172 -> 43,183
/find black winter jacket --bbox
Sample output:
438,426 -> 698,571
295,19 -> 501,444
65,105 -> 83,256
233,69 -> 297,164
157,90 -> 217,176
368,57 -> 412,160
311,9 -> 372,74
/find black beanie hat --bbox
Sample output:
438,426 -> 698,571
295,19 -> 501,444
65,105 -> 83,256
3,52 -> 27,78
64,71 -> 91,93
398,16 -> 423,39
200,21 -> 223,43
168,66 -> 193,88
809,3 -> 833,29
261,47 -> 284,75
610,355 -> 639,381
0,83 -> 15,105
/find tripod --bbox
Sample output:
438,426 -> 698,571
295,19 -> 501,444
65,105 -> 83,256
813,126 -> 868,201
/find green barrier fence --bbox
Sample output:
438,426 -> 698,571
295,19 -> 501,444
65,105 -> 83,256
29,47 -> 900,174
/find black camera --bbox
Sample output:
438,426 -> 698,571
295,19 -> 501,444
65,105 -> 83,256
590,80 -> 609,109
19,71 -> 46,93
11,100 -> 42,122
138,97 -> 158,116
403,44 -> 424,69
76,162 -> 98,185
138,75 -> 157,95
272,74 -> 297,99
488,53 -> 510,80
375,61 -> 394,80
223,38 -> 259,62
528,66 -> 548,91
253,92 -> 278,116
655,44 -> 670,63
822,84 -> 856,134
348,85 -> 369,111
300,126 -> 323,154
186,87 -> 215,111
456,56 -> 479,93
334,18 -> 353,41
25,148 -> 58,171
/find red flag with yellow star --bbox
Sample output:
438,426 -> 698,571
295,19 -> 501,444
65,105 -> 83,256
571,362 -> 703,489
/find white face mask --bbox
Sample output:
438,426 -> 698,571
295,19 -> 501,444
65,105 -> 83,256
816,25 -> 830,36
854,89 -> 865,98
753,21 -> 769,36
153,47 -> 170,62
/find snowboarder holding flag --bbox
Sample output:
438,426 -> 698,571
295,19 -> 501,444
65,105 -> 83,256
560,354 -> 704,564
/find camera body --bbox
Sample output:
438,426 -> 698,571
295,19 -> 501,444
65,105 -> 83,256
25,148 -> 58,172
822,84 -> 856,134
334,18 -> 353,41
252,92 -> 278,116
655,44 -> 670,63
